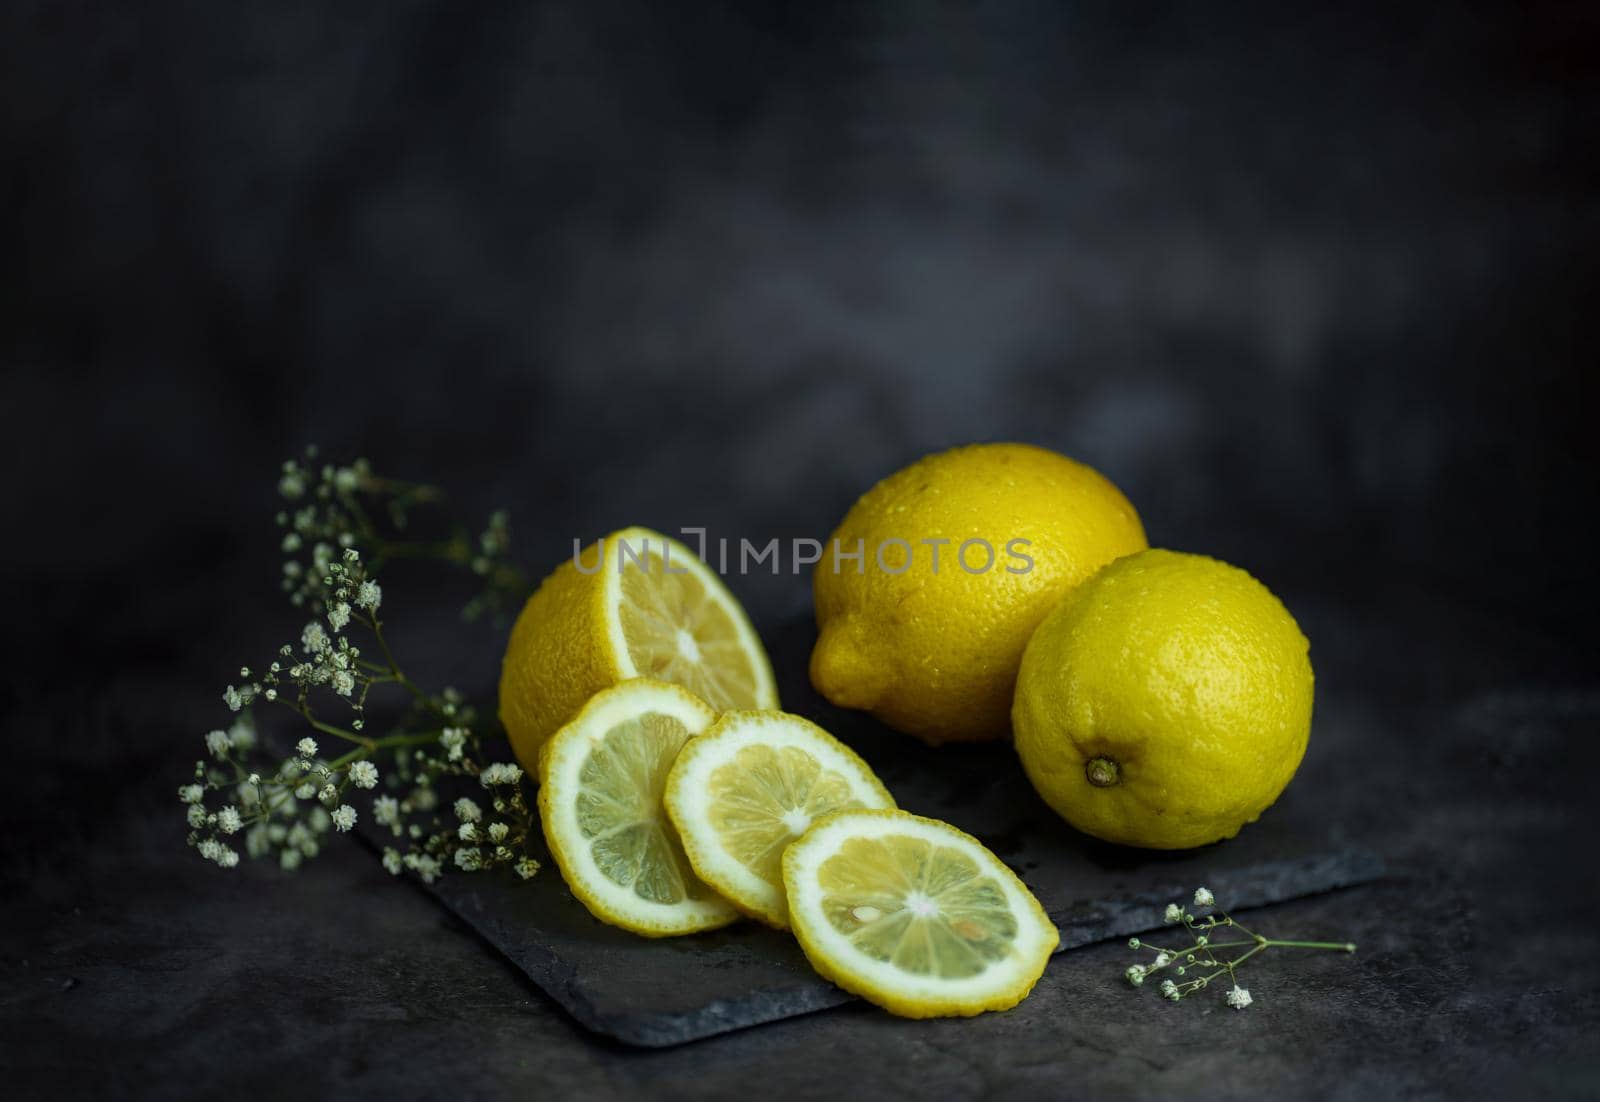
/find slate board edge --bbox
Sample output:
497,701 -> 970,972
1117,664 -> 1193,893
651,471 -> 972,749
354,826 -> 1386,1048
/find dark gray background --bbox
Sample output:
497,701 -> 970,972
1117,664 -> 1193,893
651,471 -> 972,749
3,2 -> 1597,1097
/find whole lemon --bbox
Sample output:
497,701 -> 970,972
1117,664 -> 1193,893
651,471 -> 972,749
811,442 -> 1147,744
1013,549 -> 1313,849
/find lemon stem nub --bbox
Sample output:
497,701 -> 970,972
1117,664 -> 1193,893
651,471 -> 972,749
1086,757 -> 1120,787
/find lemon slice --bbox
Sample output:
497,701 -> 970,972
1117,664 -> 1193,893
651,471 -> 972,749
664,710 -> 895,927
782,809 -> 1059,1017
500,526 -> 778,770
537,679 -> 740,936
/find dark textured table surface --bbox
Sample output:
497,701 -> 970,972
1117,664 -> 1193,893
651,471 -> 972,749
3,2 -> 1598,1097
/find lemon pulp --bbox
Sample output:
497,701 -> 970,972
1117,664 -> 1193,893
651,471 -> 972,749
665,710 -> 895,926
616,549 -> 763,711
818,834 -> 1018,978
575,711 -> 716,906
538,679 -> 738,936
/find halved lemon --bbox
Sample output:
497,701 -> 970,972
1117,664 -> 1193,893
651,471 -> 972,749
500,526 -> 778,771
664,710 -> 895,927
537,679 -> 740,936
782,809 -> 1059,1017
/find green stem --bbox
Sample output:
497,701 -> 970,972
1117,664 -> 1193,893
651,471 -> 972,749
276,699 -> 371,750
363,614 -> 444,717
324,729 -> 443,769
1261,938 -> 1358,952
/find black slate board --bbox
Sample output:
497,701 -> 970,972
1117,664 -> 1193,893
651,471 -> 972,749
360,613 -> 1383,1046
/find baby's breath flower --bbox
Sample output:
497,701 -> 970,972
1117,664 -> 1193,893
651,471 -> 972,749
382,848 -> 403,875
479,763 -> 523,787
228,717 -> 256,751
301,621 -> 330,654
373,795 -> 400,828
454,797 -> 482,822
516,858 -> 540,880
189,451 -> 538,881
405,853 -> 442,884
355,580 -> 382,612
440,727 -> 466,761
1129,887 -> 1354,1013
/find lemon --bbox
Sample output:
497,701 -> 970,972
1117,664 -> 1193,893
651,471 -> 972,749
537,679 -> 740,936
664,710 -> 895,927
811,443 -> 1146,744
782,809 -> 1058,1017
1013,549 -> 1314,850
500,526 -> 778,772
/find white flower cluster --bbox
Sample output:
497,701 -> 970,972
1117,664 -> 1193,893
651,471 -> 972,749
1124,885 -> 1354,1013
273,451 -> 375,609
184,449 -> 541,885
440,727 -> 467,761
479,763 -> 524,787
